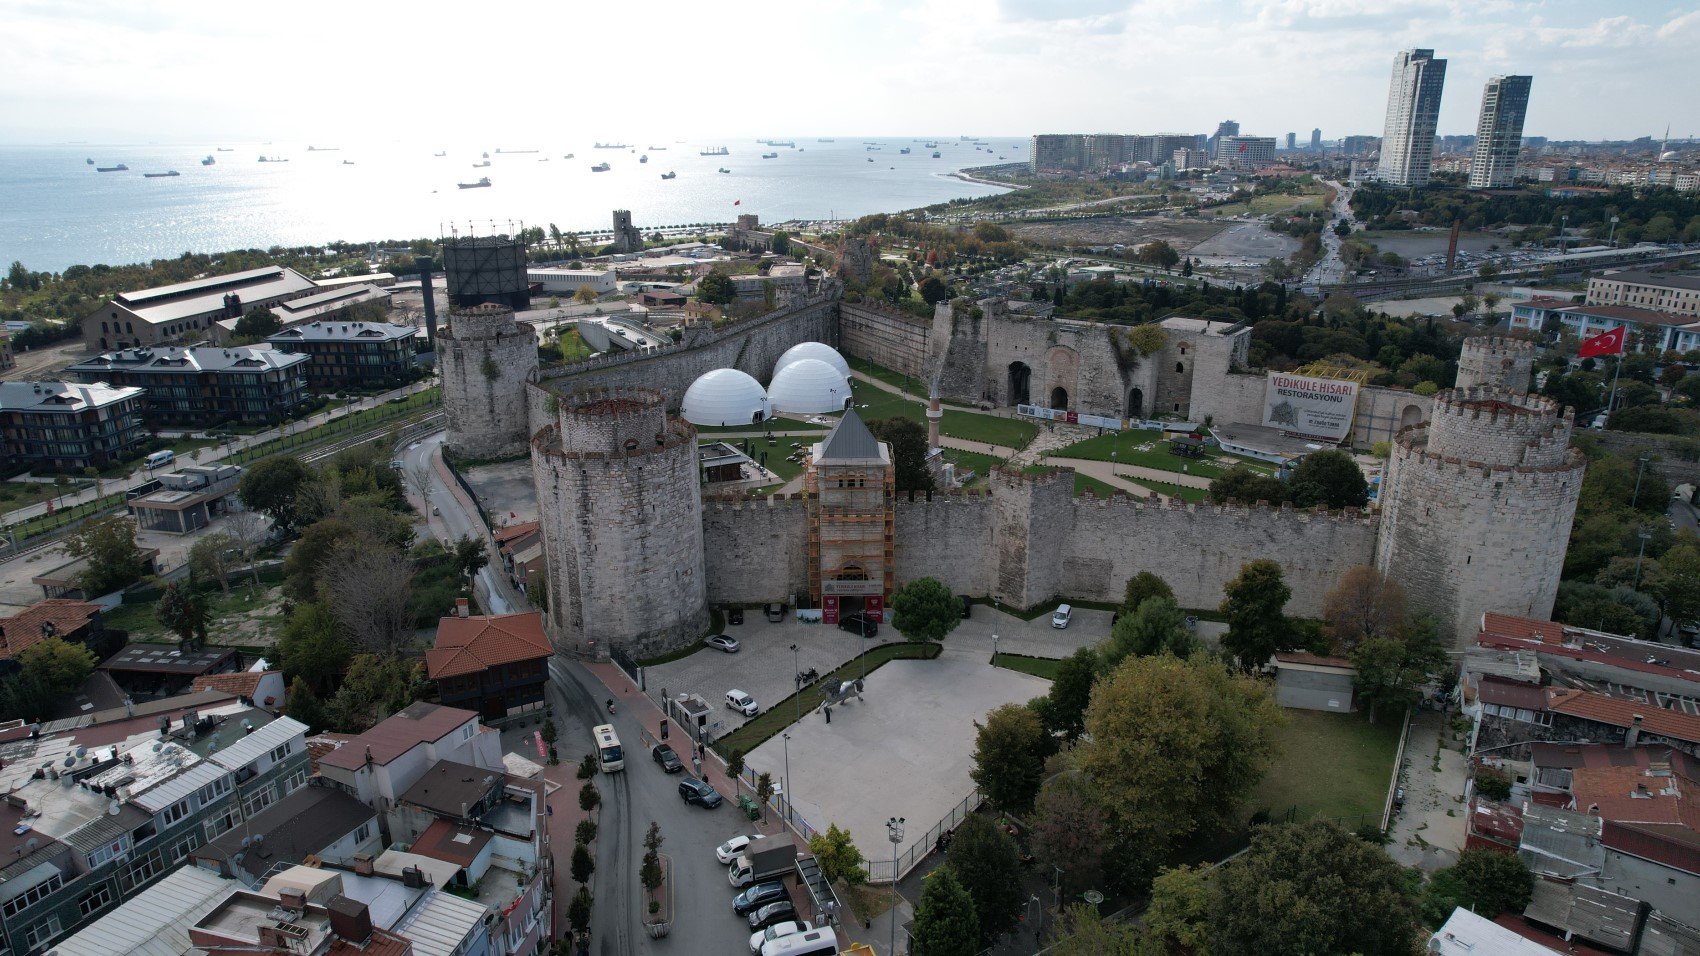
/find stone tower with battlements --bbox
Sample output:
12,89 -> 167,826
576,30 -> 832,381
1376,386 -> 1584,646
440,303 -> 539,459
531,387 -> 708,660
1455,336 -> 1535,394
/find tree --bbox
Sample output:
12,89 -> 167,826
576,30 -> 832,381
570,842 -> 595,884
945,815 -> 1024,943
223,508 -> 268,587
1076,655 -> 1281,875
1351,614 -> 1447,723
1100,596 -> 1198,666
319,542 -> 415,655
1287,450 -> 1368,509
580,780 -> 601,816
1210,820 -> 1418,956
696,270 -> 736,305
188,533 -> 242,592
970,703 -> 1050,814
1137,240 -> 1180,271
1144,864 -> 1213,953
283,677 -> 326,731
239,456 -> 313,534
325,654 -> 419,732
1047,904 -> 1152,956
576,819 -> 597,845
755,772 -> 774,820
726,749 -> 745,781
1420,848 -> 1534,928
577,753 -> 597,780
155,581 -> 209,647
452,535 -> 489,578
890,577 -> 960,642
277,601 -> 352,695
640,821 -> 664,903
1321,565 -> 1408,651
567,886 -> 594,935
1120,571 -> 1174,615
1038,647 -> 1098,740
910,867 -> 980,956
232,308 -> 282,342
64,515 -> 147,596
807,823 -> 866,886
1652,542 -> 1700,626
917,274 -> 952,306
1208,465 -> 1288,505
1030,773 -> 1109,898
16,637 -> 96,696
572,285 -> 599,305
867,417 -> 935,493
1219,559 -> 1292,669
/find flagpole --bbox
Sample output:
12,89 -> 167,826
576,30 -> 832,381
1608,351 -> 1622,417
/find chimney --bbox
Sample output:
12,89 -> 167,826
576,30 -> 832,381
1627,714 -> 1644,748
278,887 -> 307,913
416,256 -> 438,346
402,866 -> 427,888
352,853 -> 375,876
455,598 -> 469,618
327,896 -> 373,945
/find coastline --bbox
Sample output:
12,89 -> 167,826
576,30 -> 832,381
951,169 -> 1026,190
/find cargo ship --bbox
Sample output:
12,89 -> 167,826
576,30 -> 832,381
591,162 -> 611,172
700,146 -> 729,156
457,177 -> 491,189
143,170 -> 180,178
96,164 -> 129,172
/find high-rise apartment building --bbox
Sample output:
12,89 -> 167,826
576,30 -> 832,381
1310,128 -> 1322,150
1343,135 -> 1380,157
1285,132 -> 1296,150
1376,48 -> 1448,187
1083,134 -> 1127,170
1030,134 -> 1086,173
1220,135 -> 1277,169
1467,75 -> 1533,189
1208,120 -> 1240,158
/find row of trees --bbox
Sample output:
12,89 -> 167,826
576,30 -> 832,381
1207,449 -> 1369,510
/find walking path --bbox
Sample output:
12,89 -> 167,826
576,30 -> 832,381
1051,456 -> 1210,490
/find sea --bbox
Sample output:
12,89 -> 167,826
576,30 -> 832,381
0,137 -> 1020,272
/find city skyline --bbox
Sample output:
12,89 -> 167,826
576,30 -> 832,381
0,1 -> 1696,145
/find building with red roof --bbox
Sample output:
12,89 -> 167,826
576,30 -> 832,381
425,610 -> 550,721
0,598 -> 105,667
190,669 -> 287,712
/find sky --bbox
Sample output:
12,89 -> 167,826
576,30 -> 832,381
1,0 -> 1695,145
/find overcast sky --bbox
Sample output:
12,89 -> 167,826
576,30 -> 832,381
2,0 -> 1695,144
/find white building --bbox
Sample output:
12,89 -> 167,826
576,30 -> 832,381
526,268 -> 616,296
316,702 -> 503,812
1377,48 -> 1448,187
1468,75 -> 1533,189
1218,136 -> 1277,170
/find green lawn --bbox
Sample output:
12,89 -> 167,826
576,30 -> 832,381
849,356 -> 926,395
102,581 -> 287,645
1049,431 -> 1274,480
0,480 -> 92,513
847,381 -> 1038,451
1073,473 -> 1120,498
1210,189 -> 1329,218
1247,709 -> 1403,825
715,642 -> 943,756
941,448 -> 1005,486
992,653 -> 1062,680
696,416 -> 830,434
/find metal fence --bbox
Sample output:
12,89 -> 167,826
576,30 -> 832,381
861,788 -> 984,885
733,765 -> 820,843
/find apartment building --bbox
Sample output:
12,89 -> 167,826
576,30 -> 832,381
1377,49 -> 1447,186
266,321 -> 420,389
0,381 -> 147,471
65,344 -> 309,426
1468,75 -> 1533,189
1218,135 -> 1277,170
1587,269 -> 1700,318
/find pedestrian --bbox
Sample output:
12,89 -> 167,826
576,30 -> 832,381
824,706 -> 831,724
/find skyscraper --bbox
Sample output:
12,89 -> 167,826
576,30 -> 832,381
1310,128 -> 1322,150
1376,49 -> 1447,187
1285,132 -> 1296,150
1208,120 -> 1240,158
1467,75 -> 1533,189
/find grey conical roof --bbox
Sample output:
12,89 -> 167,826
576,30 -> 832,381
817,407 -> 884,462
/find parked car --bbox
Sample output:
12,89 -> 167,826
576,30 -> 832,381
726,690 -> 760,716
727,607 -> 745,625
1051,604 -> 1072,628
679,776 -> 723,809
749,900 -> 798,930
707,634 -> 741,653
765,603 -> 786,623
838,613 -> 878,638
652,744 -> 683,774
733,880 -> 788,915
750,920 -> 814,955
717,835 -> 753,864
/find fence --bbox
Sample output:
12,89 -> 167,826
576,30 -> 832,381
733,765 -> 820,843
861,788 -> 984,885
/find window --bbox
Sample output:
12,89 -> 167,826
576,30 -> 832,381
270,742 -> 291,763
167,832 -> 200,864
87,838 -> 127,868
161,798 -> 191,826
23,917 -> 61,954
122,851 -> 163,891
2,873 -> 64,917
354,822 -> 373,844
78,883 -> 115,917
285,768 -> 308,794
243,785 -> 276,817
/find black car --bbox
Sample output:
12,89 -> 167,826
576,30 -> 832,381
748,900 -> 798,930
678,776 -> 722,808
652,744 -> 683,774
733,881 -> 787,915
838,612 -> 878,638
727,607 -> 745,625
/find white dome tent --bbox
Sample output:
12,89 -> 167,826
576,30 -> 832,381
774,341 -> 851,381
680,369 -> 770,427
767,358 -> 853,415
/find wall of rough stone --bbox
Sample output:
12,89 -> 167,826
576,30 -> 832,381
893,490 -> 996,596
1590,429 -> 1700,486
1203,372 -> 1268,428
1456,336 -> 1536,393
840,303 -> 929,378
440,305 -> 540,459
702,496 -> 812,604
1353,386 -> 1432,449
991,470 -> 1075,607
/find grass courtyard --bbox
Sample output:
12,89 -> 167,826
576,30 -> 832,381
1247,709 -> 1404,825
1049,430 -> 1277,480
849,382 -> 1037,450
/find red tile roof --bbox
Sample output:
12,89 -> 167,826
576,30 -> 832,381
0,599 -> 102,659
409,818 -> 492,868
1480,612 -> 1565,647
190,671 -> 277,702
1469,798 -> 1526,845
1546,688 -> 1700,745
1478,677 -> 1551,711
426,612 -> 552,680
493,521 -> 539,547
319,702 -> 479,770
1478,613 -> 1700,688
1571,763 -> 1689,824
1273,651 -> 1355,669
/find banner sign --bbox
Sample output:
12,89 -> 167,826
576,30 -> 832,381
823,595 -> 840,626
864,595 -> 884,623
1262,372 -> 1359,443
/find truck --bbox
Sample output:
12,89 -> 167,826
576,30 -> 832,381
728,835 -> 799,888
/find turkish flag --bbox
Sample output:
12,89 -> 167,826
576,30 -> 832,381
1579,326 -> 1626,358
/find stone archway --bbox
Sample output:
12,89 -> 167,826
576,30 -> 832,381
1008,362 -> 1032,406
1127,387 -> 1144,419
1051,386 -> 1069,410
1399,404 -> 1424,429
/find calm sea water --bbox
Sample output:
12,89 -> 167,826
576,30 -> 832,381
0,137 -> 1019,271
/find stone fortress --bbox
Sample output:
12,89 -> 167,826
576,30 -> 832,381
439,287 -> 1576,661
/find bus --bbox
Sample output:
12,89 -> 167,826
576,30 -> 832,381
592,724 -> 624,772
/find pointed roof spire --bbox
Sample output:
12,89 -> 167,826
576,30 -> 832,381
817,407 -> 885,462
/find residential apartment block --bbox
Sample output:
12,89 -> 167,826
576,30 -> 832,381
83,267 -> 318,352
1377,49 -> 1447,187
1218,135 -> 1277,170
1587,269 -> 1700,318
65,345 -> 309,426
0,381 -> 147,472
1468,75 -> 1533,189
266,321 -> 420,389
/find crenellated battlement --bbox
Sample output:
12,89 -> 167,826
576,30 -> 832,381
1424,387 -> 1574,469
1072,490 -> 1379,525
1460,336 -> 1536,359
443,302 -> 524,341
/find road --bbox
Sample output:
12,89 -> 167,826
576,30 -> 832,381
1303,179 -> 1354,290
398,432 -> 511,613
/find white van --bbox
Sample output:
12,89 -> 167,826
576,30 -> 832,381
145,450 -> 175,470
760,927 -> 839,956
1051,604 -> 1072,629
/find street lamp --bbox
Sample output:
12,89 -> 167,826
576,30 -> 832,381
992,632 -> 999,665
1560,215 -> 1569,258
1609,215 -> 1620,248
783,733 -> 793,825
790,644 -> 802,724
887,817 -> 906,956
1635,529 -> 1654,589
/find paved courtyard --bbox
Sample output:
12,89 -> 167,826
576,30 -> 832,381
461,459 -> 538,527
745,640 -> 1052,867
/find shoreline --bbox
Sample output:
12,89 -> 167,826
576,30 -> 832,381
950,169 -> 1027,190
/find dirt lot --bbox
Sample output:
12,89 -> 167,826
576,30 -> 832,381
1,339 -> 91,382
1009,215 -> 1226,252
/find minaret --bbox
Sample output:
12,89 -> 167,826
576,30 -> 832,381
926,377 -> 943,451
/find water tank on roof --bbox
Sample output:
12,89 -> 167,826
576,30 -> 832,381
681,369 -> 770,427
767,358 -> 853,414
774,342 -> 851,381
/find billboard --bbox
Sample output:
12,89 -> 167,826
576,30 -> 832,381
1263,372 -> 1359,443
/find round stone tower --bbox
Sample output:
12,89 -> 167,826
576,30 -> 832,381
439,303 -> 539,458
1455,335 -> 1535,394
531,387 -> 708,660
1375,387 -> 1584,646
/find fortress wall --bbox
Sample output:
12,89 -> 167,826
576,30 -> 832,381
702,496 -> 812,604
841,302 -> 929,379
1202,371 -> 1268,428
892,491 -> 997,596
1353,386 -> 1432,449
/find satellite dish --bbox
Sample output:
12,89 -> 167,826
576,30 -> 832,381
241,836 -> 251,848
24,838 -> 38,852
63,755 -> 75,768
152,742 -> 163,753
74,746 -> 87,759
107,800 -> 122,816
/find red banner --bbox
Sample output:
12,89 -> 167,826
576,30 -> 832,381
823,595 -> 840,625
865,595 -> 884,623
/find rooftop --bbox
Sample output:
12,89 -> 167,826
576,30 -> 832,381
1430,907 -> 1561,956
407,818 -> 491,869
109,265 -> 318,325
0,380 -> 144,413
0,599 -> 102,660
101,642 -> 239,676
268,319 -> 416,343
272,284 -> 393,319
1547,687 -> 1700,745
425,613 -> 551,681
1597,269 -> 1700,291
397,760 -> 499,820
189,670 -> 279,705
51,863 -> 237,956
814,408 -> 885,463
1515,299 -> 1700,329
319,703 -> 478,771
197,786 -> 376,881
66,343 -> 310,376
